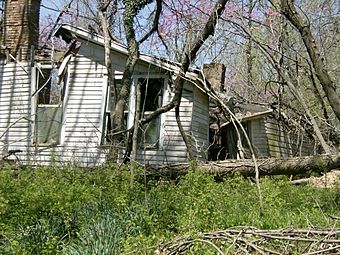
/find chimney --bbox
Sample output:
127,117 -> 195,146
2,0 -> 41,60
203,63 -> 226,93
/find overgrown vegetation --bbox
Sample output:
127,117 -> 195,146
0,164 -> 339,254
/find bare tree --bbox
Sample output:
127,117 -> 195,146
281,0 -> 340,122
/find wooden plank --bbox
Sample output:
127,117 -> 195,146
164,126 -> 191,132
0,113 -> 32,119
66,104 -> 102,110
0,98 -> 31,104
0,71 -> 30,78
161,145 -> 190,152
0,125 -> 31,131
67,86 -> 103,93
63,120 -> 101,126
68,77 -> 104,84
0,89 -> 30,95
63,138 -> 100,144
165,115 -> 192,123
69,71 -> 103,77
67,95 -> 101,102
136,153 -> 187,162
192,112 -> 209,122
65,108 -> 102,115
65,114 -> 101,120
0,95 -> 31,102
66,101 -> 102,107
0,80 -> 30,86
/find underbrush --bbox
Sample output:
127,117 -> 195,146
0,164 -> 339,254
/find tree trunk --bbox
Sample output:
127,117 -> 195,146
281,0 -> 340,121
145,154 -> 340,178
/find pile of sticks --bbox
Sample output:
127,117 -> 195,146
157,228 -> 340,254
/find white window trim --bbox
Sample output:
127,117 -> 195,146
59,65 -> 70,145
30,65 -> 37,146
32,63 -> 68,146
128,75 -> 168,148
99,74 -> 109,145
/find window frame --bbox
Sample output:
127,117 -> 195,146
32,63 -> 67,146
129,75 -> 167,149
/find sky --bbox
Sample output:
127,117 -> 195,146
40,0 -> 64,19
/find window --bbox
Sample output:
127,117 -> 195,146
35,66 -> 65,145
102,77 -> 164,148
138,78 -> 164,147
102,79 -> 128,145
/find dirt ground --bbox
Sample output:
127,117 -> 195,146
310,169 -> 340,188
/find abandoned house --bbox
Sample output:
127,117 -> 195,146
0,0 -> 319,167
0,0 -> 212,166
209,104 -> 318,160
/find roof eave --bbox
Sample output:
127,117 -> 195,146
53,24 -> 201,82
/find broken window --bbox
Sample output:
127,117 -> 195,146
102,79 -> 128,145
35,66 -> 65,145
102,77 -> 164,148
138,78 -> 164,147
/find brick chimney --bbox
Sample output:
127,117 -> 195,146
203,63 -> 226,92
2,0 -> 41,60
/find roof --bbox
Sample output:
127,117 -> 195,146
53,24 -> 201,81
220,109 -> 273,128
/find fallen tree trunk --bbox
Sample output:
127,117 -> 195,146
146,154 -> 340,177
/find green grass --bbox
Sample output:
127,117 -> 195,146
0,164 -> 339,254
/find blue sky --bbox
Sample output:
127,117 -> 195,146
41,0 -> 64,19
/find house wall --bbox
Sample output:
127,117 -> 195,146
191,86 -> 209,160
1,39 -> 210,166
79,42 -> 209,165
249,118 -> 269,158
0,62 -> 33,158
223,117 -> 269,159
136,82 -> 194,164
222,114 -> 316,159
265,116 -> 315,157
0,58 -> 108,167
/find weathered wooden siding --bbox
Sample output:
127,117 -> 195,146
248,118 -> 268,158
191,86 -> 209,160
0,62 -> 32,159
63,56 -> 105,145
29,52 -> 109,166
265,116 -> 315,157
223,113 -> 316,159
1,39 -> 209,166
0,57 -> 108,167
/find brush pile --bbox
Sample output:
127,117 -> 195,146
157,227 -> 340,254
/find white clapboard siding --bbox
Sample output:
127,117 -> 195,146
0,62 -> 32,151
1,37 -> 211,166
191,86 -> 209,160
17,146 -> 108,167
0,56 -> 109,167
62,55 -> 105,146
136,149 -> 188,165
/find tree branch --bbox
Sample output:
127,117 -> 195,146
281,0 -> 340,122
138,0 -> 162,44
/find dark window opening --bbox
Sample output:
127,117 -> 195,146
138,78 -> 164,148
103,79 -> 128,145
